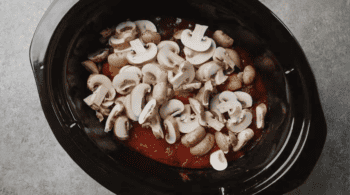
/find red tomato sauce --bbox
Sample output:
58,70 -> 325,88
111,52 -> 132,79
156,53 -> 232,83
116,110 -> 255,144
116,47 -> 268,169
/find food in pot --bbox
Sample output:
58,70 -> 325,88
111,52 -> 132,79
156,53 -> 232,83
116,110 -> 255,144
82,18 -> 268,171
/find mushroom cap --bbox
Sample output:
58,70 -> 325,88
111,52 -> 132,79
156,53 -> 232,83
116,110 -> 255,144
134,20 -> 157,33
88,48 -> 109,63
107,52 -> 129,69
112,71 -> 140,95
226,109 -> 253,133
210,150 -> 228,171
215,132 -> 230,154
130,83 -> 152,119
127,39 -> 158,65
181,126 -> 206,148
163,115 -> 181,144
195,60 -> 222,82
157,41 -> 180,53
115,21 -> 137,34
114,116 -> 131,141
209,93 -> 226,123
212,30 -> 234,48
119,65 -> 142,79
233,91 -> 253,108
82,60 -> 99,74
141,62 -> 168,85
184,39 -> 216,65
140,30 -> 161,45
218,91 -> 238,103
152,82 -> 168,105
215,68 -> 229,85
188,98 -> 206,126
104,101 -> 125,132
243,65 -> 256,85
124,94 -> 138,121
195,80 -> 214,108
181,24 -> 212,52
176,105 -> 201,134
225,48 -> 241,70
87,74 -> 116,101
138,99 -> 157,124
233,128 -> 254,152
190,133 -> 215,156
159,99 -> 185,119
256,103 -> 267,129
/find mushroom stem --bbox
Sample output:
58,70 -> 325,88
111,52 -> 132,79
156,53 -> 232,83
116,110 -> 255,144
195,80 -> 214,108
233,128 -> 254,152
205,111 -> 225,131
191,24 -> 208,43
104,101 -> 125,132
114,116 -> 131,140
168,61 -> 195,89
130,39 -> 147,54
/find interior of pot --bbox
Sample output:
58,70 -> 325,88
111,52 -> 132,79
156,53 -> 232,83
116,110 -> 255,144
46,0 -> 292,192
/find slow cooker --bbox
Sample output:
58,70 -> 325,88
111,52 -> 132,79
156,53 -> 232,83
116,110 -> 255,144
29,0 -> 327,194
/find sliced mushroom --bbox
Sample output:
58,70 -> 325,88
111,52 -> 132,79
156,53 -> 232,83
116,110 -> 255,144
139,101 -> 164,139
104,101 -> 125,132
176,105 -> 201,133
214,68 -> 229,86
116,21 -> 138,34
157,41 -> 184,70
218,91 -> 237,103
109,31 -> 136,51
232,128 -> 254,152
130,83 -> 152,120
152,82 -> 168,105
140,30 -> 161,45
183,39 -> 216,65
209,94 -> 226,123
243,65 -> 256,85
141,63 -> 168,85
181,24 -> 212,52
101,99 -> 114,108
195,80 -> 214,108
226,109 -> 253,133
181,126 -> 206,148
225,49 -> 242,70
124,94 -> 138,121
176,80 -> 202,91
215,132 -> 231,154
213,47 -> 236,72
159,99 -> 185,119
87,74 -> 116,101
217,100 -> 242,122
195,61 -> 222,82
205,111 -> 225,131
188,98 -> 206,126
96,111 -> 104,122
112,71 -> 140,95
119,65 -> 142,79
138,99 -> 157,124
210,150 -> 228,171
234,91 -> 253,108
82,60 -> 99,74
98,106 -> 111,117
127,39 -> 158,65
134,20 -> 157,33
168,61 -> 195,89
212,30 -> 233,48
225,73 -> 242,91
256,103 -> 267,129
114,116 -> 131,140
88,48 -> 109,63
163,115 -> 181,144
190,133 -> 215,156
107,52 -> 129,71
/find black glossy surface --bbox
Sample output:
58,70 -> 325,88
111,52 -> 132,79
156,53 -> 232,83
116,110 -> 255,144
30,0 -> 325,194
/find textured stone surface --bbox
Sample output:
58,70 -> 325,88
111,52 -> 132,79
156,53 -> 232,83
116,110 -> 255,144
0,0 -> 349,194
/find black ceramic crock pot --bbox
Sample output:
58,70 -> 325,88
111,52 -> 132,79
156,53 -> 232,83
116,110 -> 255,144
30,0 -> 327,194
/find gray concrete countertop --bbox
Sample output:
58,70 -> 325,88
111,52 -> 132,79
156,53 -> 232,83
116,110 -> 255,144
1,0 -> 349,194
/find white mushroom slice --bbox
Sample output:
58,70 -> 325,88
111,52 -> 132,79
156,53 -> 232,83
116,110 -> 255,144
163,115 -> 181,144
256,103 -> 267,129
226,48 -> 242,70
130,83 -> 152,119
140,30 -> 161,45
243,65 -> 256,85
181,126 -> 206,148
213,47 -> 236,72
209,94 -> 226,123
205,111 -> 225,131
89,85 -> 109,110
151,82 -> 168,105
195,61 -> 222,82
115,96 -> 126,105
115,21 -> 138,34
139,99 -> 157,124
112,72 -> 140,95
233,128 -> 254,152
114,47 -> 133,54
176,81 -> 202,91
159,99 -> 185,119
168,61 -> 195,89
212,30 -> 234,48
181,24 -> 212,52
227,109 -> 253,133
141,108 -> 164,139
126,39 -> 158,65
215,132 -> 230,154
101,99 -> 114,108
210,150 -> 228,171
215,68 -> 229,85
183,39 -> 216,65
141,63 -> 168,85
88,48 -> 109,63
104,101 -> 125,132
157,41 -> 185,70
96,111 -> 104,122
233,91 -> 253,108
190,133 -> 215,156
176,106 -> 201,134
98,106 -> 111,117
188,98 -> 206,126
119,65 -> 142,79
124,94 -> 138,121
195,80 -> 214,108
217,101 -> 242,121
109,27 -> 137,51
149,113 -> 164,139
114,116 -> 131,140
82,60 -> 99,74
134,20 -> 157,33
218,91 -> 238,103
87,74 -> 116,101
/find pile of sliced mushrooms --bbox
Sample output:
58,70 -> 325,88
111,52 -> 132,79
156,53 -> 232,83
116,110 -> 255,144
82,19 -> 268,171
